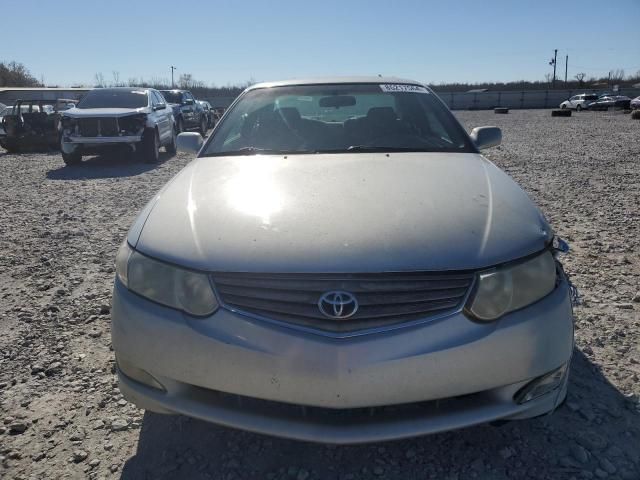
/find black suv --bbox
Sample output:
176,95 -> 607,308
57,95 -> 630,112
159,90 -> 208,135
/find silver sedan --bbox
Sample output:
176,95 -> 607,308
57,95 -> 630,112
111,77 -> 574,443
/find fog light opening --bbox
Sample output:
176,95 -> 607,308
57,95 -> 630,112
514,363 -> 568,405
117,358 -> 166,392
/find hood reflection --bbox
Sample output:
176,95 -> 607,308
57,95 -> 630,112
225,157 -> 286,225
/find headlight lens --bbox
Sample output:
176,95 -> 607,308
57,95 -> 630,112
466,250 -> 557,321
115,241 -> 218,317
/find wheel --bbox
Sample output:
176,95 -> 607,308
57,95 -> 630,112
61,150 -> 81,165
176,117 -> 184,134
60,138 -> 81,164
576,104 -> 582,111
140,128 -> 160,163
165,126 -> 177,155
199,117 -> 207,136
560,104 -> 566,109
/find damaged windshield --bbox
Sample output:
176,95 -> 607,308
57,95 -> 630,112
77,89 -> 149,109
203,83 -> 475,156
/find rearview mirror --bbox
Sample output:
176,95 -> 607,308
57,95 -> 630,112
176,132 -> 203,153
184,99 -> 195,106
319,95 -> 356,108
154,103 -> 166,111
469,126 -> 501,150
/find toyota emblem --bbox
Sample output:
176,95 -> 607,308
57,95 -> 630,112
318,291 -> 359,319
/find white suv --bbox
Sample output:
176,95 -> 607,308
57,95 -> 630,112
60,88 -> 176,165
559,93 -> 598,111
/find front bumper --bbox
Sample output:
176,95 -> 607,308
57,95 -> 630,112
62,135 -> 142,145
111,277 -> 574,443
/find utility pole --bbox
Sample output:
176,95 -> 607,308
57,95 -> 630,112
565,55 -> 568,83
548,49 -> 558,88
170,66 -> 177,88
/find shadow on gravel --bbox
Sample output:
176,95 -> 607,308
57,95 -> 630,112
46,151 -> 174,180
120,349 -> 639,480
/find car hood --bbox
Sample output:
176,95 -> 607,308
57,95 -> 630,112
63,107 -> 147,118
133,153 -> 551,272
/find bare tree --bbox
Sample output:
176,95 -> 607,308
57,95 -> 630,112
609,69 -> 625,82
574,72 -> 586,87
544,73 -> 552,86
178,73 -> 193,89
94,72 -> 106,87
112,71 -> 121,87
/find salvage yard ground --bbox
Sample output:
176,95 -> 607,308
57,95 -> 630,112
0,109 -> 639,480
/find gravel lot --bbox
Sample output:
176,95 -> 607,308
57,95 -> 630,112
1,109 -> 639,480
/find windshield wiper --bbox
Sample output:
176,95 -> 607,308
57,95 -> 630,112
202,147 -> 313,157
314,146 -> 437,153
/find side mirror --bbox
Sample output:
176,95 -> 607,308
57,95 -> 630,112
154,103 -> 166,111
184,99 -> 195,106
469,126 -> 502,150
176,132 -> 203,153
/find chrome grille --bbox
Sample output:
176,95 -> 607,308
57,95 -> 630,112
78,118 -> 118,137
211,272 -> 475,332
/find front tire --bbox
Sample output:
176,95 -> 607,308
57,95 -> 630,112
576,104 -> 582,111
199,117 -> 207,136
560,104 -> 567,109
140,129 -> 160,164
62,150 -> 81,165
60,138 -> 81,164
166,127 -> 177,155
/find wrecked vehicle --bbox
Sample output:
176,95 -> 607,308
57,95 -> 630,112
0,100 -> 63,153
59,88 -> 176,164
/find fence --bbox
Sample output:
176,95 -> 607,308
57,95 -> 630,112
436,88 -> 640,110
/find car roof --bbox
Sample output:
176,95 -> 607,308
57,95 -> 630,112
246,76 -> 426,91
90,87 -> 151,93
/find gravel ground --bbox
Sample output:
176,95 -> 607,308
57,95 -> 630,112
0,109 -> 639,480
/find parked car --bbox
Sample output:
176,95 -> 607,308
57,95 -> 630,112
159,89 -> 207,135
59,87 -> 176,165
559,93 -> 598,111
1,101 -> 60,153
112,77 -> 575,444
630,96 -> 640,110
587,95 -> 632,111
212,106 -> 226,123
197,100 -> 215,128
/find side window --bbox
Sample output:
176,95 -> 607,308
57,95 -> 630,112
185,92 -> 195,103
153,91 -> 164,105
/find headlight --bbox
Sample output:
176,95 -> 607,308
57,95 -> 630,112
465,250 -> 557,321
115,241 -> 218,317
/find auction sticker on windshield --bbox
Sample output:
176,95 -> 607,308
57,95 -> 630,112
380,84 -> 429,93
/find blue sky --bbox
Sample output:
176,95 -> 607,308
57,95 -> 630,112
3,0 -> 639,87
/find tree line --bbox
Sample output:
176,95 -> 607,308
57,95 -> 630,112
92,71 -> 246,99
2,60 -> 639,96
0,61 -> 41,88
429,69 -> 640,92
